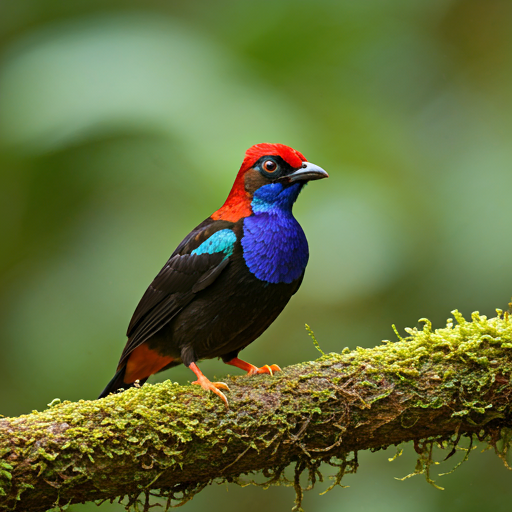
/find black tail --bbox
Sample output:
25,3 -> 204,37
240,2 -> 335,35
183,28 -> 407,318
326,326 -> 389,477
98,366 -> 148,399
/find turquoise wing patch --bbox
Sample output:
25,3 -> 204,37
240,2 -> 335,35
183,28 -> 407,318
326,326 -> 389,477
191,229 -> 237,258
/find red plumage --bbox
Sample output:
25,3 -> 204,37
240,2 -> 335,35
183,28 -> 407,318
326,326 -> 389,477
242,143 -> 306,172
212,143 -> 307,222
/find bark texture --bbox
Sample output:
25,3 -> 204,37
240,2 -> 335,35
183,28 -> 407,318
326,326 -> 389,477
1,310 -> 512,511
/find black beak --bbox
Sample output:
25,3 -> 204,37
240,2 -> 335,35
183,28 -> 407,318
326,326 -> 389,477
282,162 -> 329,183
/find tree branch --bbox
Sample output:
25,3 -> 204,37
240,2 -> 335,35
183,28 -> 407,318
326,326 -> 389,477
1,310 -> 512,511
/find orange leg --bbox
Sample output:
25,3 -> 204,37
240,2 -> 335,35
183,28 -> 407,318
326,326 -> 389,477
188,362 -> 230,408
225,357 -> 282,376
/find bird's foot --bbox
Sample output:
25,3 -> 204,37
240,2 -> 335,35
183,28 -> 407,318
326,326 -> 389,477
225,357 -> 282,376
248,363 -> 282,376
188,362 -> 230,408
192,378 -> 230,408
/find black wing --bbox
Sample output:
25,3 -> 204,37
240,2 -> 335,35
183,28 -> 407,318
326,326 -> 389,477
118,218 -> 235,367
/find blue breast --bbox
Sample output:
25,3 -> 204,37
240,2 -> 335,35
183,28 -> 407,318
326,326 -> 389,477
242,183 -> 309,284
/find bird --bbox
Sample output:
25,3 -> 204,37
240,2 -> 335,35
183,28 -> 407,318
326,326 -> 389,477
99,143 -> 328,406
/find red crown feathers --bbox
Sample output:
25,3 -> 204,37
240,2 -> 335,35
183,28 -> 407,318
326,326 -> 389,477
212,144 -> 307,222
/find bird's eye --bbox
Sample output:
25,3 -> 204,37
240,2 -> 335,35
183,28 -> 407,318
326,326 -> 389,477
263,160 -> 277,173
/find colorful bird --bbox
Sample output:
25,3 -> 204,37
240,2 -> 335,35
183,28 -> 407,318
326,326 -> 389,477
99,143 -> 328,406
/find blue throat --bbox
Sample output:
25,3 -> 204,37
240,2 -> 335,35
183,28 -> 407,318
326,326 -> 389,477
242,182 -> 309,284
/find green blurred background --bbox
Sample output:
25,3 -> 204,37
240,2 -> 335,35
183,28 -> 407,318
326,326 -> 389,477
1,0 -> 511,510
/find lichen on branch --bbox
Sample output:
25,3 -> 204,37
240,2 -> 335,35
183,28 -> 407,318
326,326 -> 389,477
1,309 -> 512,512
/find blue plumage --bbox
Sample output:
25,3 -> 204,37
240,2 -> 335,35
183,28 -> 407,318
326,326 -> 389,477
242,183 -> 309,284
191,229 -> 237,258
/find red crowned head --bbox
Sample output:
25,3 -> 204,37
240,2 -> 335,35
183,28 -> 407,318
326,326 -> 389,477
212,143 -> 327,222
240,143 -> 307,173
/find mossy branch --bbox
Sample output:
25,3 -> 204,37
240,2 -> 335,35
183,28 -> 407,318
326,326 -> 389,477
1,310 -> 512,511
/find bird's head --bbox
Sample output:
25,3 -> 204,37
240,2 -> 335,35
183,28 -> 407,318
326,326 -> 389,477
213,143 -> 328,222
240,143 -> 328,192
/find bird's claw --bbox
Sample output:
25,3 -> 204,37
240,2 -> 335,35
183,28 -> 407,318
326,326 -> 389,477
268,364 -> 282,374
211,381 -> 230,391
192,378 -> 230,408
249,364 -> 282,376
225,357 -> 282,377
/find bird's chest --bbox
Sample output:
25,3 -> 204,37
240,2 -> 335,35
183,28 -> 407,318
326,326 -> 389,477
241,213 -> 309,284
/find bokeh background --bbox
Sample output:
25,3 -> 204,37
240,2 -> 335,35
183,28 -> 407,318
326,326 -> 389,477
1,0 -> 511,510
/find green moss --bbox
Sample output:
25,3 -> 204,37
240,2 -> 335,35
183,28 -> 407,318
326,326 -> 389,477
0,461 -> 13,497
1,309 -> 512,511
